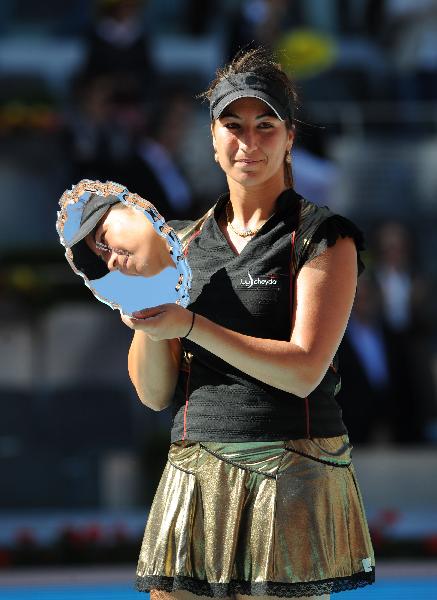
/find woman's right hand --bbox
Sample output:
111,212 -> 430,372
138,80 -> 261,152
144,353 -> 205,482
120,304 -> 194,341
121,312 -> 143,331
120,309 -> 161,333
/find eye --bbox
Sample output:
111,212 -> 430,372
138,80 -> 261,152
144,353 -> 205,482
95,239 -> 110,253
224,122 -> 240,130
258,121 -> 274,129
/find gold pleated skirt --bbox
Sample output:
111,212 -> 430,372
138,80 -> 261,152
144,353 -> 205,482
136,435 -> 375,597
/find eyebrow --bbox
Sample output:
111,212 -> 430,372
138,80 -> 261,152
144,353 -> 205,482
220,110 -> 277,120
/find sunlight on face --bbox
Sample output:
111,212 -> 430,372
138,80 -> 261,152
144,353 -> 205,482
85,204 -> 174,277
212,97 -> 294,188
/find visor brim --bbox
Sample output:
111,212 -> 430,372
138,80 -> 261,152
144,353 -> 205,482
212,91 -> 287,121
68,205 -> 113,247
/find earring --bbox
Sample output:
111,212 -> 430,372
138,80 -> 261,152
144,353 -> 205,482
214,152 -> 219,163
285,152 -> 291,164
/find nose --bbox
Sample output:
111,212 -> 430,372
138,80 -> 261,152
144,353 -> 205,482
106,250 -> 120,271
239,127 -> 258,154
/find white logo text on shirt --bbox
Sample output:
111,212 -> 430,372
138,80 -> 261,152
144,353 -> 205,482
240,271 -> 278,288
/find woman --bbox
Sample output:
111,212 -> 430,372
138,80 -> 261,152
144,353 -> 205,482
123,48 -> 376,599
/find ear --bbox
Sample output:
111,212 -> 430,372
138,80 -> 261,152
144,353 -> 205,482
286,126 -> 295,152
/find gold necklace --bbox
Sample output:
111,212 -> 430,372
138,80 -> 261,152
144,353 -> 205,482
225,200 -> 264,238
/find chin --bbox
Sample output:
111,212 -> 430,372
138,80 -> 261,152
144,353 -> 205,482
137,264 -> 154,278
233,173 -> 267,187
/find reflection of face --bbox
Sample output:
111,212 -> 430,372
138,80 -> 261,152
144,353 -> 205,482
84,204 -> 174,277
212,97 -> 294,188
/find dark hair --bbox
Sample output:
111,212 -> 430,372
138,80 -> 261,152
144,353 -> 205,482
199,47 -> 299,188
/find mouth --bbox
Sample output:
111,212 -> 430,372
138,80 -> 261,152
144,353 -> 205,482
235,159 -> 262,164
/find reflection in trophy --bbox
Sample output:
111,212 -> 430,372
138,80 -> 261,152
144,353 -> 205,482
56,180 -> 191,316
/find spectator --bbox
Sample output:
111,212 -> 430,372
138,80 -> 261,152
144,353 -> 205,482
338,274 -> 398,444
338,222 -> 435,446
63,74 -> 135,183
373,221 -> 437,440
82,0 -> 155,90
384,0 -> 437,101
115,88 -> 196,221
226,0 -> 293,61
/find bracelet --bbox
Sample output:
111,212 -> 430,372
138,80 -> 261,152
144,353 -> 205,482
182,312 -> 196,339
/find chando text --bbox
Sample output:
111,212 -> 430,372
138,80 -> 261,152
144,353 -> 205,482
240,271 -> 278,288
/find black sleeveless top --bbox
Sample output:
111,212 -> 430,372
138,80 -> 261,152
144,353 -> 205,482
167,188 -> 365,443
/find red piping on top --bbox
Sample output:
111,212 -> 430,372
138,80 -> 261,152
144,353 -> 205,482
291,229 -> 296,253
182,361 -> 191,441
289,230 -> 296,308
289,224 -> 311,439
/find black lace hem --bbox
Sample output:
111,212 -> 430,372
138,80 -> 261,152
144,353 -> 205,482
135,568 -> 375,597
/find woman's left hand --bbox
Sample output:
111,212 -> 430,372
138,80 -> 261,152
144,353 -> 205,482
121,304 -> 194,341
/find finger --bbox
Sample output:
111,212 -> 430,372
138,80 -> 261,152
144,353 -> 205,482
131,313 -> 163,327
120,314 -> 135,328
131,305 -> 165,319
121,312 -> 152,329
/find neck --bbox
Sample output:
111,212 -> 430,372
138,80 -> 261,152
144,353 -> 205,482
226,173 -> 288,225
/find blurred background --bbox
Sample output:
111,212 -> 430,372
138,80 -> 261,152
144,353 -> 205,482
0,0 -> 437,596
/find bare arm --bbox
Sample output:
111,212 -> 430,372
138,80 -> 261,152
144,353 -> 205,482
127,238 -> 357,398
186,236 -> 357,397
126,331 -> 182,411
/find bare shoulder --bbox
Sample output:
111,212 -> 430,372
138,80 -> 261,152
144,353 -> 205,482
295,236 -> 358,313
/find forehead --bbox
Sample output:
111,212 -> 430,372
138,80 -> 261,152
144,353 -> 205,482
220,96 -> 277,117
96,204 -> 154,236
